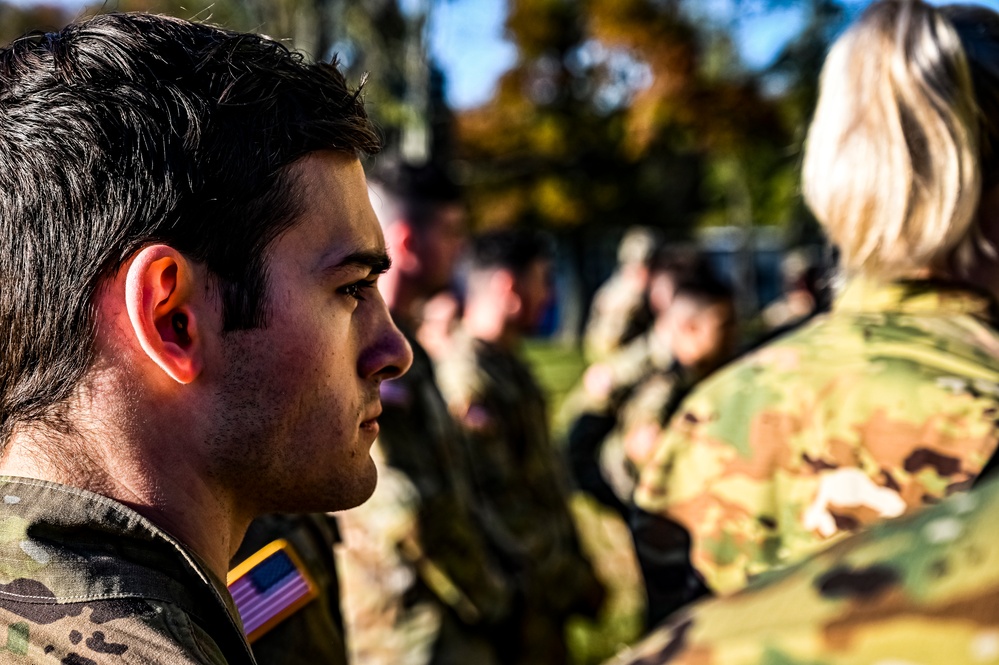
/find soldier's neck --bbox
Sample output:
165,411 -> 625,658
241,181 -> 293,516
0,414 -> 245,581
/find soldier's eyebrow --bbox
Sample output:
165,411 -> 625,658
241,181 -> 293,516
323,250 -> 392,276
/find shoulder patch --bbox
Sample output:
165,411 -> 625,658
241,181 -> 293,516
227,539 -> 318,643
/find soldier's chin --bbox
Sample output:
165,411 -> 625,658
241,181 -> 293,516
277,459 -> 378,514
350,457 -> 379,508
335,454 -> 379,511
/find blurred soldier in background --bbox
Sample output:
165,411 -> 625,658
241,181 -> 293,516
759,250 -> 828,332
619,276 -> 737,486
418,290 -> 462,361
634,0 -> 999,603
603,6 -> 999,657
583,226 -> 661,363
337,162 -> 510,665
436,229 -> 605,665
570,262 -> 738,628
565,250 -> 712,518
624,276 -> 737,627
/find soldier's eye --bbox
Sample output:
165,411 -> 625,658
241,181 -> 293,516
341,279 -> 377,301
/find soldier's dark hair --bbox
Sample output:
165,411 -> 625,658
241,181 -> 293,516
468,228 -> 555,277
649,247 -> 713,283
0,13 -> 380,444
672,274 -> 734,311
368,159 -> 462,229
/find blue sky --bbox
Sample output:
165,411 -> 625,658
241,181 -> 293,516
429,0 -> 999,109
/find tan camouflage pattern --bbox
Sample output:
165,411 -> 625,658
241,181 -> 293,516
584,273 -> 653,363
337,335 -> 509,665
0,475 -> 254,664
560,330 -> 673,429
231,514 -> 346,665
435,329 -> 605,665
613,365 -> 692,485
635,279 -> 999,595
608,471 -> 999,665
558,329 -> 684,506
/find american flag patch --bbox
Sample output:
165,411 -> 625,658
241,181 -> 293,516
227,539 -> 319,643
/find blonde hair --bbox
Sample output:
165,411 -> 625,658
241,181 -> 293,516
802,0 -> 992,279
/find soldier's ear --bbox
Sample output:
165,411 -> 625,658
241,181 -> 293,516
123,245 -> 207,384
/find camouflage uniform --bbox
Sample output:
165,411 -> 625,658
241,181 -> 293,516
607,471 -> 999,665
337,332 -> 510,665
564,330 -> 674,423
636,279 -> 999,595
435,329 -> 604,665
583,227 -> 660,363
583,274 -> 653,363
605,360 -> 708,627
614,361 -> 697,489
562,332 -> 673,516
230,514 -> 346,665
0,475 -> 254,664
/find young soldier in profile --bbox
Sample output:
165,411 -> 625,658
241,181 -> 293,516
0,13 -> 412,663
435,229 -> 605,665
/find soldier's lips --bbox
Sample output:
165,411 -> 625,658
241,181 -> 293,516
360,406 -> 381,434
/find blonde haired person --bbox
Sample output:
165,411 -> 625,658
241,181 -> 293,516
631,0 -> 999,621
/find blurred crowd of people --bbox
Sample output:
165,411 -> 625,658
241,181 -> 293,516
244,1 -> 999,664
7,1 -> 999,665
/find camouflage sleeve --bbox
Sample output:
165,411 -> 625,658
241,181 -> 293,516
608,475 -> 999,665
337,463 -> 442,665
633,366 -> 784,594
376,364 -> 512,622
635,334 -> 999,595
0,597 -> 229,664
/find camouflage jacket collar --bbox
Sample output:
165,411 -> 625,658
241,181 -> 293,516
834,278 -> 999,323
0,476 -> 255,664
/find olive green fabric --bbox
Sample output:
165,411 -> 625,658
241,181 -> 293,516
0,475 -> 254,664
608,471 -> 999,665
435,330 -> 605,665
635,279 -> 999,594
